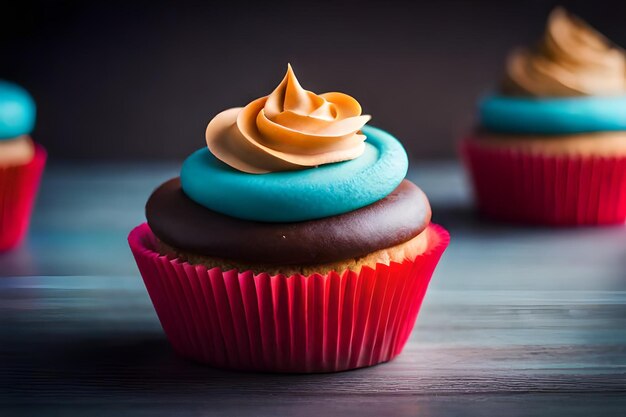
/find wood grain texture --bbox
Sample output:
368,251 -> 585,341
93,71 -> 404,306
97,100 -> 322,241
1,162 -> 625,416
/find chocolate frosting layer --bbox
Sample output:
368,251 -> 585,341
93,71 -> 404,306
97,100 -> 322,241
146,178 -> 431,265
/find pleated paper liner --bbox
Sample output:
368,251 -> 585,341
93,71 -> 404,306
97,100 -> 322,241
461,138 -> 626,226
129,222 -> 449,373
0,144 -> 47,251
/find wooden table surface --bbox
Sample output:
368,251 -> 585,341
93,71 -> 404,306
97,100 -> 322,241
1,162 -> 625,417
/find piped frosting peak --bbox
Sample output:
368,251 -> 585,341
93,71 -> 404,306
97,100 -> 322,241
205,65 -> 371,174
502,7 -> 626,97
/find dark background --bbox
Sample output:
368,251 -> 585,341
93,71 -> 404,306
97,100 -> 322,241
2,0 -> 626,161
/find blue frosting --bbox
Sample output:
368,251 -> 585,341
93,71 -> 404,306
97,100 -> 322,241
0,80 -> 36,140
180,125 -> 408,222
479,94 -> 626,134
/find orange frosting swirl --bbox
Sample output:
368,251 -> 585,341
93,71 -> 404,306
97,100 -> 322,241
502,7 -> 626,97
206,65 -> 371,174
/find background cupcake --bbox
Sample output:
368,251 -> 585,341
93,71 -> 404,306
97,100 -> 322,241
462,8 -> 626,226
0,80 -> 46,251
129,65 -> 449,373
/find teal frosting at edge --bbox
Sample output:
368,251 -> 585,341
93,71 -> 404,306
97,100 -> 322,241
479,94 -> 626,134
180,125 -> 409,222
0,80 -> 36,140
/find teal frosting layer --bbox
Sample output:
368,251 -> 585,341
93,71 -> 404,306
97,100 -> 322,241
0,80 -> 36,140
180,125 -> 408,222
480,94 -> 626,134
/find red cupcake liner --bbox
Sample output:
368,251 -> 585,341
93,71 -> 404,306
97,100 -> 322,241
461,138 -> 626,226
0,144 -> 47,251
128,222 -> 449,373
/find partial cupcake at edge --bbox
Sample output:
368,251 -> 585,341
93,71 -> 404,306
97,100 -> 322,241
128,65 -> 450,373
462,7 -> 626,226
0,80 -> 46,251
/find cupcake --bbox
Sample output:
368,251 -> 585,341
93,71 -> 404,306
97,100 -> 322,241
462,8 -> 626,226
128,65 -> 449,373
0,80 -> 46,251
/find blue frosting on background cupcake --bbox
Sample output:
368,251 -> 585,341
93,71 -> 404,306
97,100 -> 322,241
0,80 -> 36,140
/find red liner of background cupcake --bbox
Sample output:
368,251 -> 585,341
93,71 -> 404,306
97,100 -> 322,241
461,140 -> 626,225
0,144 -> 46,250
